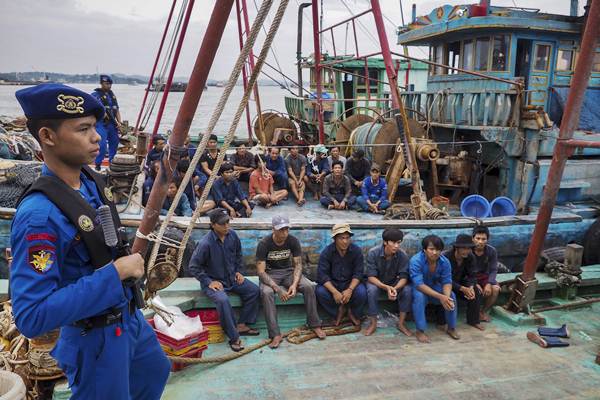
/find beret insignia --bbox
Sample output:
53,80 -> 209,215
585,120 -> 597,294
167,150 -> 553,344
56,94 -> 84,115
28,245 -> 55,274
78,215 -> 94,232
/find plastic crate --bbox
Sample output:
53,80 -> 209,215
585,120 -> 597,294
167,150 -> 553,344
148,312 -> 209,353
170,347 -> 204,372
187,309 -> 219,324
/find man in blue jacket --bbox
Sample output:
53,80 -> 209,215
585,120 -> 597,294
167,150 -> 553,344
188,208 -> 260,351
91,74 -> 122,170
11,84 -> 170,399
357,163 -> 390,213
409,235 -> 460,343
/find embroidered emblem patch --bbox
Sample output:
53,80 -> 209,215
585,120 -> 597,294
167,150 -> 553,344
28,245 -> 55,274
78,215 -> 94,232
104,187 -> 114,202
56,94 -> 84,115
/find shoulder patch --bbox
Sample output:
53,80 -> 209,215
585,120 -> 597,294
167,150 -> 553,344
26,233 -> 57,242
28,245 -> 56,274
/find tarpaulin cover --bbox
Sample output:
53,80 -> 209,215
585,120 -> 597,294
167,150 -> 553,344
549,87 -> 600,131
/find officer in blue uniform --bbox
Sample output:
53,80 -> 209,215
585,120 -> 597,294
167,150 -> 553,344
91,74 -> 122,170
11,83 -> 170,399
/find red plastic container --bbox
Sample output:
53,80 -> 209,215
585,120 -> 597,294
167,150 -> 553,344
170,347 -> 204,372
147,311 -> 209,352
187,309 -> 219,324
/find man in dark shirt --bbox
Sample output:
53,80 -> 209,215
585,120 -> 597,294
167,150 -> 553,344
443,234 -> 484,331
210,162 -> 253,218
230,142 -> 256,183
145,134 -> 166,172
320,161 -> 355,210
305,145 -> 330,200
256,215 -> 325,348
344,149 -> 371,194
364,228 -> 413,336
188,208 -> 260,352
265,147 -> 288,190
199,134 -> 224,179
316,223 -> 367,326
472,226 -> 500,322
143,160 -> 160,206
285,145 -> 307,206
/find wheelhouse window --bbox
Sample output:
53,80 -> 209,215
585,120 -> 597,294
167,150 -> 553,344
556,49 -> 574,71
447,41 -> 461,74
475,38 -> 490,71
533,44 -> 551,71
491,36 -> 509,71
462,40 -> 473,70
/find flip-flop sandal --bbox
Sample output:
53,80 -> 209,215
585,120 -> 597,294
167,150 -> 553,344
238,328 -> 260,336
229,340 -> 245,352
446,329 -> 460,340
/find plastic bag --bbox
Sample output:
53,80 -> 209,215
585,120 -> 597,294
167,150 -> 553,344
152,295 -> 203,340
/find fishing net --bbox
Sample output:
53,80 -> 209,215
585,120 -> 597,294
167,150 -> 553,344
0,163 -> 42,208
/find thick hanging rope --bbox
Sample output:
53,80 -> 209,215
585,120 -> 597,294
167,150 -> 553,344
143,0 -> 280,295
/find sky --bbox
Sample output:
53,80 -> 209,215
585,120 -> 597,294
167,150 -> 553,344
0,0 -> 583,80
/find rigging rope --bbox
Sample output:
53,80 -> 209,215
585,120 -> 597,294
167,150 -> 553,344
143,0 -> 283,294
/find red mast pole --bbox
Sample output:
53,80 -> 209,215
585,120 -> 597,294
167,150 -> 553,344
311,0 -> 325,144
134,0 -> 177,134
133,0 -> 235,254
150,0 -> 195,139
521,0 -> 600,281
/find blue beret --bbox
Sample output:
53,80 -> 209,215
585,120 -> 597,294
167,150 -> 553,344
15,83 -> 104,121
100,74 -> 113,84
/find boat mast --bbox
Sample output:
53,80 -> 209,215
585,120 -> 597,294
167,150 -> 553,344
311,0 -> 326,144
133,1 -> 236,254
235,0 -> 264,143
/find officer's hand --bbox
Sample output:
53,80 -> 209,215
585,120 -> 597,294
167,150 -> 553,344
114,253 -> 145,281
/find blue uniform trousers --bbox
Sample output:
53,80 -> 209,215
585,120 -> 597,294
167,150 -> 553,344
357,194 -> 391,212
50,308 -> 171,400
272,172 -> 288,190
319,194 -> 356,208
315,283 -> 367,319
202,279 -> 260,343
95,121 -> 120,165
366,282 -> 412,317
412,287 -> 457,331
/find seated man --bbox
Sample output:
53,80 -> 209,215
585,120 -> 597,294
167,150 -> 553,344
472,226 -> 501,322
265,147 -> 288,190
285,145 -> 307,206
143,160 -> 160,207
230,142 -> 256,183
443,234 -> 484,331
305,145 -> 330,200
249,156 -> 288,208
364,228 -> 413,336
410,235 -> 459,343
188,208 -> 260,352
199,134 -> 225,179
210,162 -> 253,218
174,158 -> 199,210
316,223 -> 367,326
145,134 -> 166,173
256,215 -> 325,349
320,161 -> 355,210
357,163 -> 390,214
327,146 -> 346,169
161,181 -> 193,217
344,149 -> 371,195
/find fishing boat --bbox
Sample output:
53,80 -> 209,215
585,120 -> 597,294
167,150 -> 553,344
1,0 -> 600,398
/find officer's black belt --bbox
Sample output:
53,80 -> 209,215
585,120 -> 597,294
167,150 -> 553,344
72,302 -> 135,331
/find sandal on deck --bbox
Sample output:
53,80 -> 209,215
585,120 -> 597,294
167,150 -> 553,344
238,328 -> 260,336
229,339 -> 245,352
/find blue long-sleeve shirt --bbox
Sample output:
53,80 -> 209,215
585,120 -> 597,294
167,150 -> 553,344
317,243 -> 364,290
409,251 -> 452,291
161,194 -> 193,217
265,156 -> 287,178
361,176 -> 388,201
308,157 -> 330,176
210,177 -> 247,204
188,230 -> 244,288
10,165 -> 128,338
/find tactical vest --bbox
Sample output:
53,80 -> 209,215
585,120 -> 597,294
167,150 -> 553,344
95,89 -> 118,124
18,166 -> 121,269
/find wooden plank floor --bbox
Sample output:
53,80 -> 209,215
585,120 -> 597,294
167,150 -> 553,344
162,303 -> 600,400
